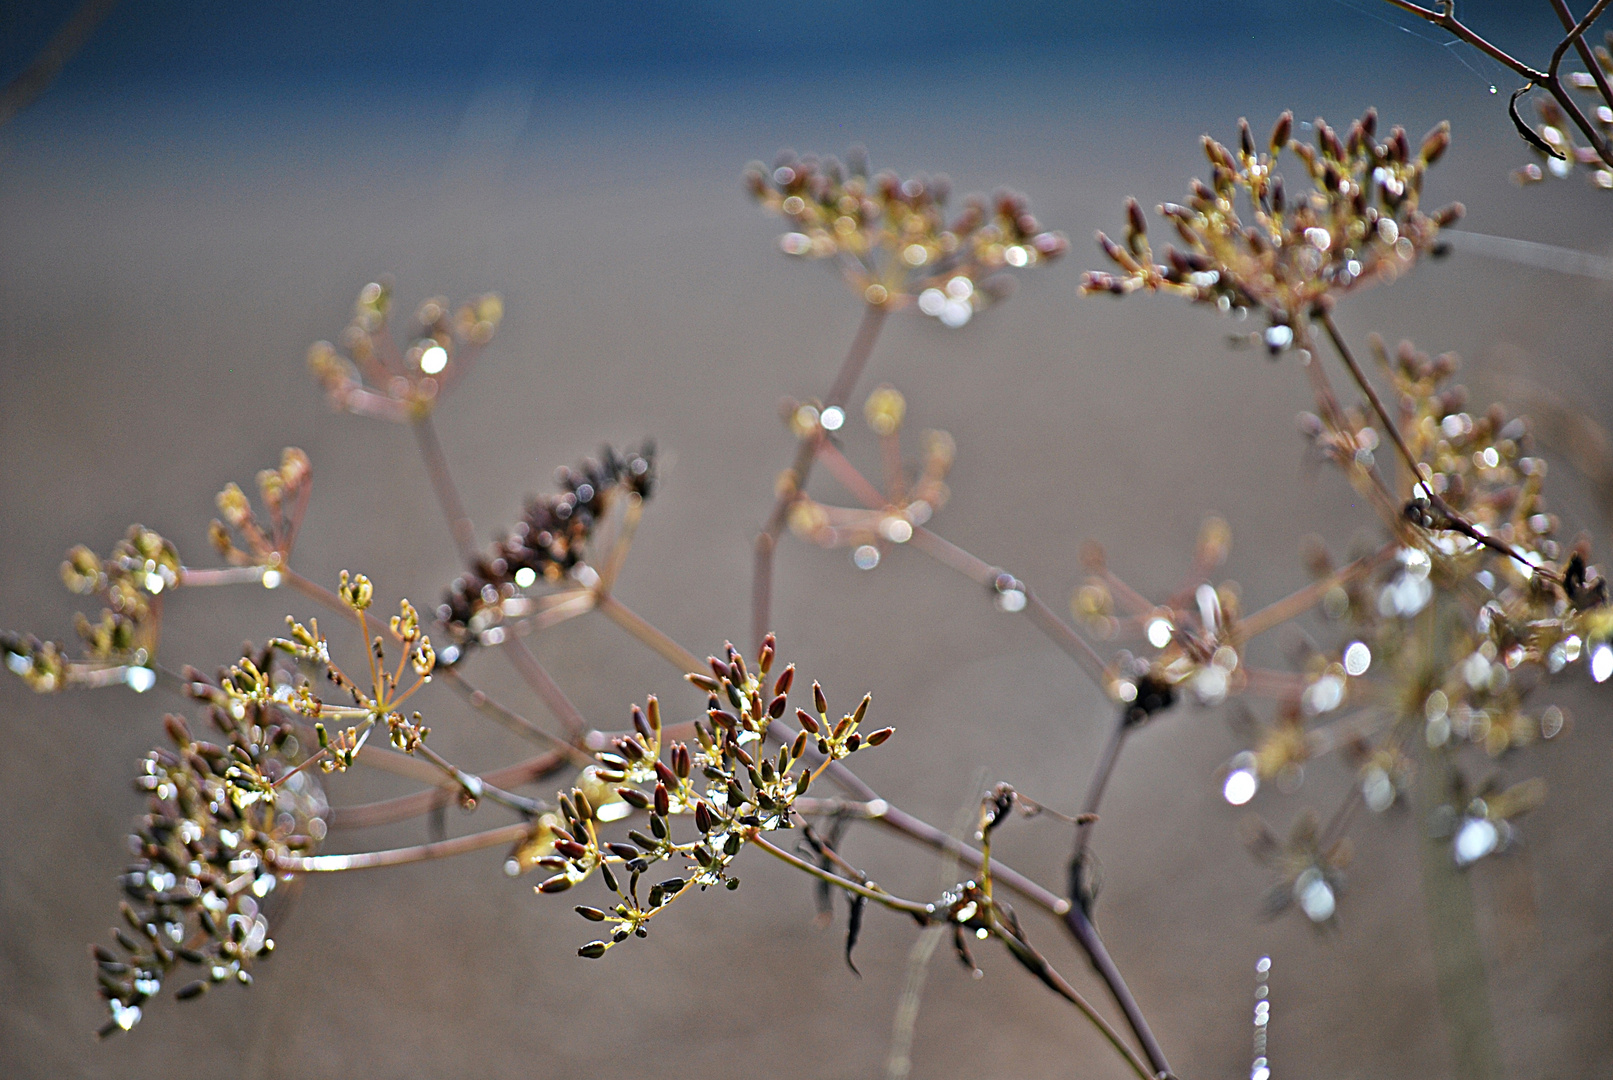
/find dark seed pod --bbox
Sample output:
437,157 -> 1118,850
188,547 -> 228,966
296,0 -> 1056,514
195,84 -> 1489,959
768,694 -> 788,719
845,733 -> 861,753
686,673 -> 720,694
578,941 -> 608,959
694,801 -> 713,833
791,730 -> 809,759
537,873 -> 574,894
600,862 -> 619,892
851,694 -> 870,725
673,743 -> 690,780
866,726 -> 894,746
632,705 -> 652,740
575,906 -> 607,921
607,842 -> 639,860
617,787 -> 651,810
650,814 -> 668,839
645,696 -> 661,733
176,981 -> 208,1000
657,877 -> 686,894
654,783 -> 670,818
654,760 -> 678,789
795,708 -> 819,734
725,878 -> 740,891
724,833 -> 743,857
628,830 -> 658,851
773,664 -> 794,697
812,682 -> 828,716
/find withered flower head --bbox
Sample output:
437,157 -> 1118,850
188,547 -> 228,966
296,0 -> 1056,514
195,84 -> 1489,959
95,656 -> 326,1036
307,279 -> 503,420
1083,110 -> 1462,341
3,525 -> 180,693
438,442 -> 656,652
746,148 -> 1068,326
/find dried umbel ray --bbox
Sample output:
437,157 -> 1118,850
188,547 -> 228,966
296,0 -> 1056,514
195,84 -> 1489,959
747,147 -> 1069,326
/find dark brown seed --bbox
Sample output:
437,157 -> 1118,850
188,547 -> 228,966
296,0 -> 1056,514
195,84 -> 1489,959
792,730 -> 808,759
795,708 -> 819,734
176,981 -> 208,1000
866,726 -> 894,746
773,664 -> 794,697
628,830 -> 658,851
575,906 -> 607,921
617,787 -> 651,810
654,783 -> 670,818
812,682 -> 828,716
851,694 -> 870,725
768,694 -> 788,719
538,874 -> 574,894
578,941 -> 608,959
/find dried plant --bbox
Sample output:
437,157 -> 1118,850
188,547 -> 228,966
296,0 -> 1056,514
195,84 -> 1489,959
3,107 -> 1606,1080
1379,0 -> 1613,187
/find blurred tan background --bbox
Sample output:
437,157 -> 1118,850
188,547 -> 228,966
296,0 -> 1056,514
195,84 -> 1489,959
3,6 -> 1612,1077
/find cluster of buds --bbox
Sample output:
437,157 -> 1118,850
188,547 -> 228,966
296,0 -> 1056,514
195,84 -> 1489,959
438,443 -> 656,653
1512,46 -> 1613,190
785,384 -> 955,572
95,653 -> 327,1036
209,447 -> 312,580
307,279 -> 504,420
746,148 -> 1067,326
525,635 -> 891,958
264,574 -> 437,774
2,525 -> 180,693
1083,110 -> 1461,346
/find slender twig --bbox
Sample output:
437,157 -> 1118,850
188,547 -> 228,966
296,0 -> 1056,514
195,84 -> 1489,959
750,833 -> 934,918
277,821 -> 532,872
330,749 -> 569,829
1070,711 -> 1129,872
1379,0 -> 1613,165
412,413 -> 479,563
411,742 -> 545,817
1314,310 -> 1550,575
500,635 -> 589,739
177,566 -> 276,587
0,0 -> 120,127
438,665 -> 594,764
1234,544 -> 1397,642
993,923 -> 1155,1080
906,525 -> 1108,682
281,567 -> 359,624
595,593 -> 703,673
753,303 -> 889,651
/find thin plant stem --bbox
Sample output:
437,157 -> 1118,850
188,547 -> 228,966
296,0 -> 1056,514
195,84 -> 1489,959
1234,544 -> 1397,641
177,566 -> 276,587
438,665 -> 594,765
412,413 -> 480,563
277,821 -> 532,872
1379,0 -> 1613,164
0,0 -> 120,126
412,742 -> 545,817
1314,310 -> 1548,575
1070,711 -> 1129,870
749,833 -> 934,919
753,302 -> 888,651
1551,0 -> 1613,108
906,525 -> 1108,683
331,749 -> 569,829
993,923 -> 1155,1080
500,635 -> 589,739
595,593 -> 704,673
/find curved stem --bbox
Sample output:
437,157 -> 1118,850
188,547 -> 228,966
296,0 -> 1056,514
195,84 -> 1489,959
330,749 -> 569,829
595,593 -> 704,673
501,635 -> 589,739
750,832 -> 934,918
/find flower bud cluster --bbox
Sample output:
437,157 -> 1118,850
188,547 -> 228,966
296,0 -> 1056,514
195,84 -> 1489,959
307,279 -> 504,420
438,443 -> 656,651
747,149 -> 1067,325
1083,110 -> 1461,337
95,657 -> 327,1036
524,635 -> 891,959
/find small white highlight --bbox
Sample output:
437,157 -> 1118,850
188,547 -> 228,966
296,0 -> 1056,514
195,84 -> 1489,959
125,667 -> 157,693
514,567 -> 537,589
419,345 -> 448,375
819,406 -> 845,431
1343,641 -> 1371,677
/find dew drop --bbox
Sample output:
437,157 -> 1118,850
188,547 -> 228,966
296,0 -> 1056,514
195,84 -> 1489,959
819,406 -> 845,431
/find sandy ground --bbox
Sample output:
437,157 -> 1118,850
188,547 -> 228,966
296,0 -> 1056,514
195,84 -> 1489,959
2,53 -> 1612,1080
